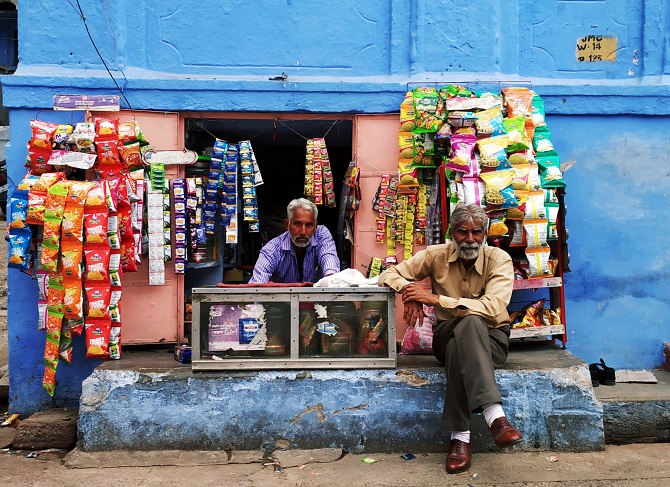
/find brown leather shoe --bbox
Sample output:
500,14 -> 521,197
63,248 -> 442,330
489,416 -> 522,448
445,439 -> 471,474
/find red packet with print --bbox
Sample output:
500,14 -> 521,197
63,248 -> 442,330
94,118 -> 119,141
85,318 -> 112,358
84,246 -> 111,281
85,281 -> 112,319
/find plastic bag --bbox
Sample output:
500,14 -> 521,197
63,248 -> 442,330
400,305 -> 435,354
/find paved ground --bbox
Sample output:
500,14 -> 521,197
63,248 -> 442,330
1,443 -> 670,486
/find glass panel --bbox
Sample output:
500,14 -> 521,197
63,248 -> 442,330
199,301 -> 290,359
299,300 -> 389,358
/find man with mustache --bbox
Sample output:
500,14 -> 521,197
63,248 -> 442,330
250,198 -> 340,284
378,203 -> 521,474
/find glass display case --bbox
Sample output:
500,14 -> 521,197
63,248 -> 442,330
191,287 -> 396,370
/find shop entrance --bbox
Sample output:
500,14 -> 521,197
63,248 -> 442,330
182,114 -> 354,286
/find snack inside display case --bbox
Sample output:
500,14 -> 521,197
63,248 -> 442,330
191,287 -> 396,370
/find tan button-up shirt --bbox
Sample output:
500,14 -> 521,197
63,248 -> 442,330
377,242 -> 514,328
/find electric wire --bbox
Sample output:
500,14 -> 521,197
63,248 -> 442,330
69,0 -> 132,109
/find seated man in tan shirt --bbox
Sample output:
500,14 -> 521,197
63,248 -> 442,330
378,203 -> 522,474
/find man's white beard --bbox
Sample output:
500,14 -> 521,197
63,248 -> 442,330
291,236 -> 311,248
456,242 -> 482,260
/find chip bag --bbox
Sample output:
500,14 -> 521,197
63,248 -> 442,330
85,318 -> 112,358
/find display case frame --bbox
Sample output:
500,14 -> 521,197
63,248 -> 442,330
191,287 -> 397,370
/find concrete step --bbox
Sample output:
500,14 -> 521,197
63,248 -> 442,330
77,344 -> 605,453
595,368 -> 670,444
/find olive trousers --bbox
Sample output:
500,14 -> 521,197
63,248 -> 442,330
432,315 -> 510,432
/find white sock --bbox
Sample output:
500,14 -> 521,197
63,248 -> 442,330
450,430 -> 471,443
482,403 -> 505,427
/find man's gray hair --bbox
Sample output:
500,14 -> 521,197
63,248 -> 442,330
287,198 -> 318,221
449,203 -> 488,234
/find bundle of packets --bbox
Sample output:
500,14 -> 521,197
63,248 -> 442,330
205,138 -> 227,234
304,137 -> 336,207
240,140 -> 261,232
222,144 -> 239,243
185,178 -> 206,260
172,178 -> 187,274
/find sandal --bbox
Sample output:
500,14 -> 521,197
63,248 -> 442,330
589,358 -> 616,386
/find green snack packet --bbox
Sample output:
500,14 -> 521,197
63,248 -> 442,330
536,154 -> 566,189
533,126 -> 556,154
503,115 -> 530,153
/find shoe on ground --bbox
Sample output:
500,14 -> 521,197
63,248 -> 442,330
445,439 -> 472,474
489,416 -> 523,448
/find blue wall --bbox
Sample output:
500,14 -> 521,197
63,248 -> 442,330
3,0 -> 670,413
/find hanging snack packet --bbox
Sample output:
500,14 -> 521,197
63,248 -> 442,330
524,190 -> 547,219
8,227 -> 32,271
479,169 -> 518,211
476,134 -> 509,169
536,154 -> 566,189
413,87 -> 441,132
97,139 -> 120,165
29,120 -> 58,151
445,133 -> 477,173
511,165 -> 530,190
51,124 -> 73,151
85,282 -> 112,319
9,190 -> 29,229
474,106 -> 505,138
118,121 -> 140,144
533,126 -> 556,154
524,218 -> 549,249
488,210 -> 508,237
546,202 -> 560,240
119,142 -> 142,169
85,318 -> 112,358
508,219 -> 526,246
447,111 -> 478,129
531,95 -> 547,127
399,91 -> 416,132
85,246 -> 111,281
84,211 -> 110,246
94,118 -> 119,141
72,122 -> 96,153
63,280 -> 84,320
502,87 -> 534,119
502,116 -> 530,153
462,176 -> 486,205
61,241 -> 84,280
398,131 -> 414,159
525,246 -> 552,277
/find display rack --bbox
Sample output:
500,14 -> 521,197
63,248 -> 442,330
191,287 -> 396,370
438,166 -> 569,348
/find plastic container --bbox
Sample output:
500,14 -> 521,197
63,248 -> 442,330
321,302 -> 356,357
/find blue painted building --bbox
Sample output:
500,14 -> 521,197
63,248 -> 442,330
3,0 -> 670,414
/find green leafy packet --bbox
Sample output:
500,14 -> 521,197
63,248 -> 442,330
536,154 -> 566,189
502,115 -> 530,153
412,88 -> 441,133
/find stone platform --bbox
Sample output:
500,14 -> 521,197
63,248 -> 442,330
77,343 -> 605,453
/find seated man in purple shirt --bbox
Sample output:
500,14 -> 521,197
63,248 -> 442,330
249,198 -> 340,284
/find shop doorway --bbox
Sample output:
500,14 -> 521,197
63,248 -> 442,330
182,114 -> 354,282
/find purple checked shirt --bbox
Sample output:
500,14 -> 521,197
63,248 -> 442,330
250,225 -> 341,283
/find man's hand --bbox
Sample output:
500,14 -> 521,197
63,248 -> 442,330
401,283 -> 440,307
403,300 -> 424,328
